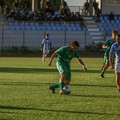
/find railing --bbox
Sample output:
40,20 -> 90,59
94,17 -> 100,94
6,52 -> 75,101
69,6 -> 85,15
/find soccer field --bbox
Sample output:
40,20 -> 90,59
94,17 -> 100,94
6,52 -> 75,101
0,58 -> 120,120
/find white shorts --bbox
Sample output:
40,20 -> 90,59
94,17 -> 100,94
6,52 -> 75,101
43,50 -> 50,54
115,63 -> 120,73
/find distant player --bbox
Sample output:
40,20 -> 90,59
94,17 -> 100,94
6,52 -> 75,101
48,41 -> 87,95
41,34 -> 52,62
100,30 -> 118,78
109,34 -> 120,92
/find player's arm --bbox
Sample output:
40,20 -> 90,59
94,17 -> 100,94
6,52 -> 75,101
102,40 -> 109,48
48,47 -> 65,66
102,44 -> 108,49
109,55 -> 114,69
48,51 -> 57,66
77,58 -> 87,71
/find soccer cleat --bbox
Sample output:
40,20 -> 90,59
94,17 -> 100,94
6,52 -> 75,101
59,90 -> 64,95
117,89 -> 120,93
49,86 -> 55,93
100,74 -> 104,78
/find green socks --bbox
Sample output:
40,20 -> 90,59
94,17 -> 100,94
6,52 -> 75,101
101,72 -> 104,76
51,83 -> 60,89
60,82 -> 64,90
51,82 -> 64,90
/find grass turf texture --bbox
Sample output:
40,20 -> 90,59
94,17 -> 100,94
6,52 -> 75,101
0,58 -> 120,120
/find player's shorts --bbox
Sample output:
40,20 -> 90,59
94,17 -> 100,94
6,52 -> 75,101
104,55 -> 109,63
56,61 -> 71,81
115,63 -> 120,73
43,49 -> 50,54
104,49 -> 110,63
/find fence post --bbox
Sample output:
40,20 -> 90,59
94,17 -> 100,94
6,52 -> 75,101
84,21 -> 87,51
44,21 -> 46,36
1,21 -> 4,54
64,22 -> 66,46
23,21 -> 25,47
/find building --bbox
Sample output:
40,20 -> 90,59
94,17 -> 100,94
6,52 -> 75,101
66,0 -> 120,15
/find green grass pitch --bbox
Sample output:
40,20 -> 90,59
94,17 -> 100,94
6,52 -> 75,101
0,57 -> 120,120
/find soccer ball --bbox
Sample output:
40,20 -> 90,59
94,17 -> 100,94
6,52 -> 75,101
63,86 -> 71,95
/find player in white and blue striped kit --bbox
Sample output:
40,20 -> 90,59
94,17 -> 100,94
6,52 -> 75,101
109,34 -> 120,92
41,34 -> 52,62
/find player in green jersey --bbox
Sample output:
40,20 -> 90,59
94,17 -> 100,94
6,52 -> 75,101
48,41 -> 87,95
100,30 -> 118,78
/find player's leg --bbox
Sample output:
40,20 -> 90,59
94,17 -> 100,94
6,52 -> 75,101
100,54 -> 106,72
42,51 -> 48,62
49,85 -> 59,93
60,66 -> 71,95
101,61 -> 105,72
45,50 -> 49,57
64,67 -> 71,86
100,62 -> 109,78
49,73 -> 66,93
44,50 -> 50,61
118,75 -> 120,92
57,62 -> 68,94
116,73 -> 120,92
100,55 -> 109,78
64,80 -> 70,86
59,73 -> 67,94
100,62 -> 105,74
42,52 -> 45,62
45,53 -> 48,57
49,61 -> 67,94
115,63 -> 120,92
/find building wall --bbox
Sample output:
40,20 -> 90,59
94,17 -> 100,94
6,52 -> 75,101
102,0 -> 120,14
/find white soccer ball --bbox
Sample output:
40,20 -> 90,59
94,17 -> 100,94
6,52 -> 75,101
63,86 -> 71,95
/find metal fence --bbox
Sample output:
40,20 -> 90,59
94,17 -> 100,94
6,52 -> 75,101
0,21 -> 87,55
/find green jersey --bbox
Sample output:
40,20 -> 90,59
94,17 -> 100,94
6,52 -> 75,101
103,39 -> 115,56
56,46 -> 80,65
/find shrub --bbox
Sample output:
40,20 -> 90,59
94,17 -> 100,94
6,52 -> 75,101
85,42 -> 103,51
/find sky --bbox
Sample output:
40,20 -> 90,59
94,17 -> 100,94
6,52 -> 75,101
65,0 -> 85,6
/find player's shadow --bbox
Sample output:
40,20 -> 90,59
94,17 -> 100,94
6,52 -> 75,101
71,83 -> 115,88
0,67 -> 114,74
0,119 -> 13,120
0,105 -> 120,116
0,67 -> 58,74
72,69 -> 114,73
0,82 -> 54,87
71,94 -> 120,99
